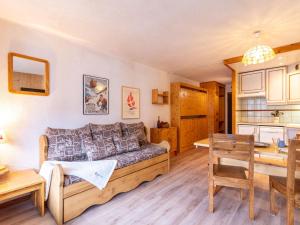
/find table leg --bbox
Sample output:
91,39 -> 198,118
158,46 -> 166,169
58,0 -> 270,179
31,191 -> 37,207
37,183 -> 45,216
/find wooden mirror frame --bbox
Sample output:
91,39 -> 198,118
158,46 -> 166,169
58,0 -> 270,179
223,42 -> 300,134
8,52 -> 50,96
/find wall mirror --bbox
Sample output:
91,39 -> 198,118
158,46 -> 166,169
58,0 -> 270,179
8,52 -> 49,96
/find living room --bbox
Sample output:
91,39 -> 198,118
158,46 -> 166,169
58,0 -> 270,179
1,1 -> 300,225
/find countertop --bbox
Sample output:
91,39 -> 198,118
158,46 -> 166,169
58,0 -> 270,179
237,122 -> 300,128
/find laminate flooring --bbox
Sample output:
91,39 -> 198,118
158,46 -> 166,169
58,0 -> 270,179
0,148 -> 299,225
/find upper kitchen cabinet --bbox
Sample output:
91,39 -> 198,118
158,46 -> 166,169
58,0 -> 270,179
238,70 -> 265,97
287,71 -> 300,104
266,67 -> 287,105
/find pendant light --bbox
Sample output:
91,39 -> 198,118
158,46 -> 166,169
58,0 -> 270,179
242,31 -> 275,65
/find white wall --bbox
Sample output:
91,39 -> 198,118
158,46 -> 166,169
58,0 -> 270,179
0,19 -> 198,170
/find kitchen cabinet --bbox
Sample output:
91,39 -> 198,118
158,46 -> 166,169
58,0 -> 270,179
287,71 -> 300,104
259,126 -> 284,144
237,125 -> 259,142
238,70 -> 265,97
266,67 -> 286,105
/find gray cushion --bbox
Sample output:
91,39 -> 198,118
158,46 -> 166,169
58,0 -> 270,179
63,144 -> 167,186
120,122 -> 148,146
90,123 -> 122,141
46,126 -> 91,161
82,137 -> 117,160
113,134 -> 140,154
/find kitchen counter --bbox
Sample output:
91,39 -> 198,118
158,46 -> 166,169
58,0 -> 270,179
237,122 -> 300,128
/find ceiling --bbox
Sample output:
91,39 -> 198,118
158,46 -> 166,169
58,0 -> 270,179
1,0 -> 300,83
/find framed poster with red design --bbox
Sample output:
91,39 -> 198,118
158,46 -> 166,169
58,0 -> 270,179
122,86 -> 140,119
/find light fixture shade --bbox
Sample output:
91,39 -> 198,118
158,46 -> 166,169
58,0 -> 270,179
0,130 -> 7,144
242,44 -> 275,65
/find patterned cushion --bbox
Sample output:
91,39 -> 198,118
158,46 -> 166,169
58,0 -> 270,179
113,135 -> 140,154
46,126 -> 91,161
90,123 -> 122,141
82,138 -> 117,160
63,144 -> 167,186
120,122 -> 148,146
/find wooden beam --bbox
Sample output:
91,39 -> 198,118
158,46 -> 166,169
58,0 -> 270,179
223,42 -> 300,65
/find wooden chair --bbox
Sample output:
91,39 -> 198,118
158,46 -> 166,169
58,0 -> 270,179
269,139 -> 300,225
208,133 -> 255,220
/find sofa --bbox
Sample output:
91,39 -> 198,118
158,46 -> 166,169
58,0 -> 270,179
39,122 -> 170,225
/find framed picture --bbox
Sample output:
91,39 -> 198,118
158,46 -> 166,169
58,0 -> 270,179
122,86 -> 140,119
83,74 -> 109,115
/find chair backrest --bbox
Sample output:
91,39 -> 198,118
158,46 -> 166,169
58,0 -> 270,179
209,133 -> 255,162
287,139 -> 300,196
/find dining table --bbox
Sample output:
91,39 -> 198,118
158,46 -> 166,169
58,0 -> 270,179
194,138 -> 300,178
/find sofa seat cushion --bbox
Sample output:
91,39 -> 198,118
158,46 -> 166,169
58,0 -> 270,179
120,122 -> 148,146
63,144 -> 167,186
46,125 -> 91,161
90,123 -> 122,141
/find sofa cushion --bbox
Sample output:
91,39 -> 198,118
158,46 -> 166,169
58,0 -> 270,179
120,122 -> 148,146
113,134 -> 140,154
63,143 -> 167,186
46,126 -> 91,161
82,137 -> 117,160
90,123 -> 122,141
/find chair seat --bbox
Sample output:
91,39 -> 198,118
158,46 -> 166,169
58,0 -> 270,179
270,176 -> 300,205
214,165 -> 247,180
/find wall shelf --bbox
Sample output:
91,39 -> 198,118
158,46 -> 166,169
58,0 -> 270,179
152,89 -> 169,104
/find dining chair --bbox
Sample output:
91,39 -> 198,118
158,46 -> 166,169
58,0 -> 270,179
269,139 -> 300,225
208,133 -> 255,220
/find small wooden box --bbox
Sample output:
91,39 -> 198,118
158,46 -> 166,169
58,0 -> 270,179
150,127 -> 177,156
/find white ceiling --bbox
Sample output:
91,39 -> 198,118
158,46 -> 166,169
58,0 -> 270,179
1,0 -> 300,83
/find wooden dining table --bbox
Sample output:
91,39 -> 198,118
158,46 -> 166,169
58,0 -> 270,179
194,138 -> 300,178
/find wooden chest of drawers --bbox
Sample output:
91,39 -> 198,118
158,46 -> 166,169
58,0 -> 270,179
150,127 -> 177,156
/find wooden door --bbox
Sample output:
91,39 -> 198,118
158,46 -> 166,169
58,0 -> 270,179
180,117 -> 208,152
266,67 -> 286,105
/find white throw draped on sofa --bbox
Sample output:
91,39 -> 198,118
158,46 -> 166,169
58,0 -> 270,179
39,160 -> 117,200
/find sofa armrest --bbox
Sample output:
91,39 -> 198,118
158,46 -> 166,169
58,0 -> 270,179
152,140 -> 170,152
47,164 -> 64,225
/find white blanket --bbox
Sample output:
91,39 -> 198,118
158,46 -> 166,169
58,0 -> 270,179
39,160 -> 117,200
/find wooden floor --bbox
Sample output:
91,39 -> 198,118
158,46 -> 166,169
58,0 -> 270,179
1,148 -> 299,225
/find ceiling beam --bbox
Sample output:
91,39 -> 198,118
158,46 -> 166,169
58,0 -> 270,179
223,42 -> 300,65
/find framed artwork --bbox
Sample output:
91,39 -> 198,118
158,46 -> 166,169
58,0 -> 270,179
83,74 -> 109,115
122,86 -> 140,119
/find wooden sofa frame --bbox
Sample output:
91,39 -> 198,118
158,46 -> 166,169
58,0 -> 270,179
39,135 -> 170,225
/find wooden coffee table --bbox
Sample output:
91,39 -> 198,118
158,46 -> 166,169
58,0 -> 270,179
0,169 -> 45,216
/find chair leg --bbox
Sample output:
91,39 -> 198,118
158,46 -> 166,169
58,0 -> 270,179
209,180 -> 214,213
240,188 -> 245,200
249,185 -> 254,220
287,198 -> 294,225
269,179 -> 278,215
